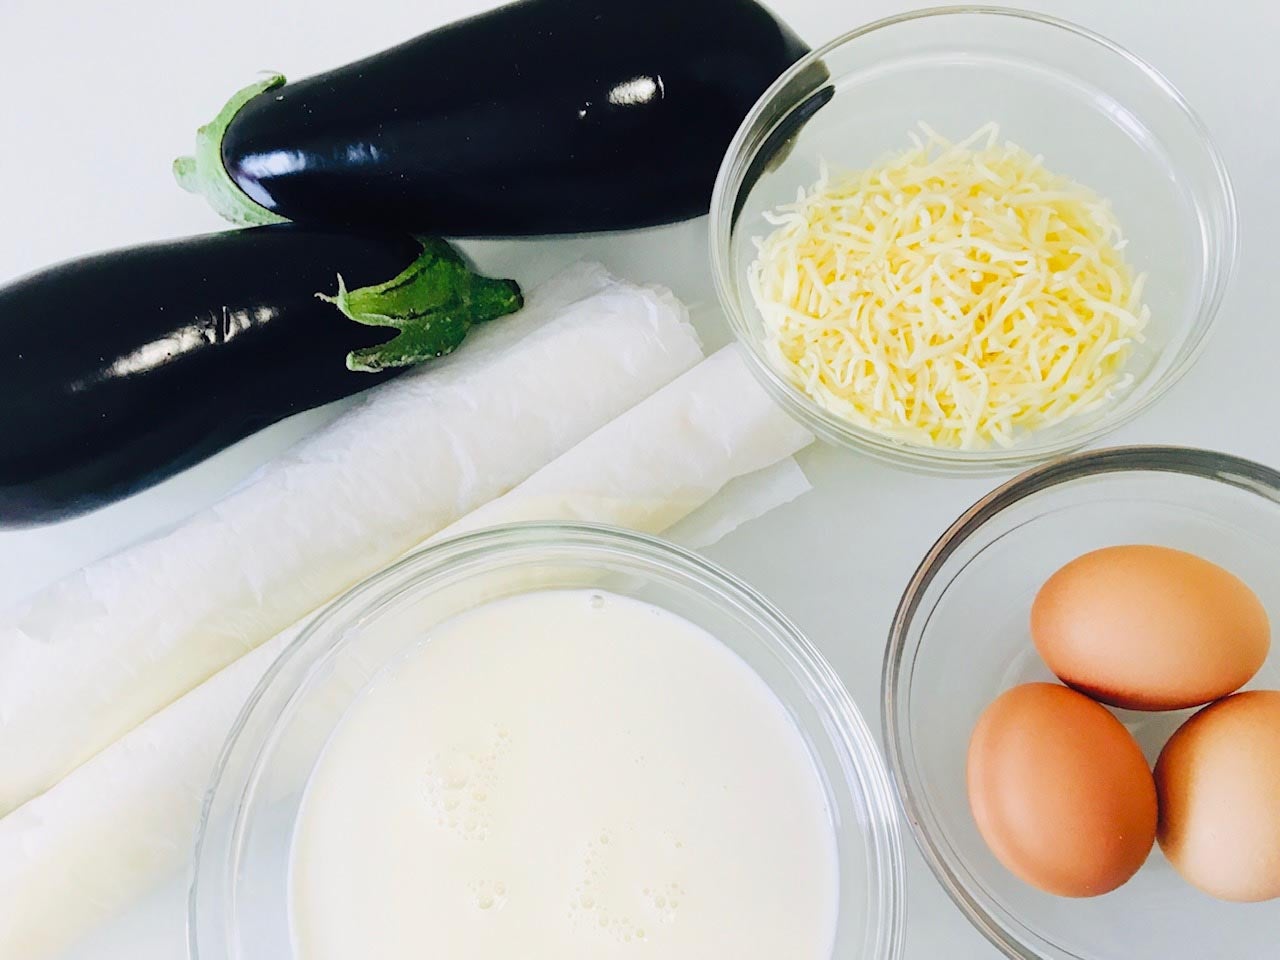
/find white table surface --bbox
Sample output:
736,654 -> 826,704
2,0 -> 1277,957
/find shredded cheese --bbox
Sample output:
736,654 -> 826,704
749,123 -> 1149,450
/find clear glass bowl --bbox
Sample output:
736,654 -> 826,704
189,523 -> 905,960
710,8 -> 1237,473
883,446 -> 1280,959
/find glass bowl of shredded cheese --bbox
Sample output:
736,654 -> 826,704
710,7 -> 1236,472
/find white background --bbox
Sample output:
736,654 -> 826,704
2,0 -> 1277,957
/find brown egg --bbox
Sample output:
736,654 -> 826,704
967,683 -> 1157,897
1155,690 -> 1280,902
1032,545 -> 1270,710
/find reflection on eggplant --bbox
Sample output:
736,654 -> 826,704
730,60 -> 835,228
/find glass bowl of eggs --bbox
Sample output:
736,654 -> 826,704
882,446 -> 1280,959
709,8 -> 1237,473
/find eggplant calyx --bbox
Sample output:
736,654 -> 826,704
316,238 -> 523,373
173,73 -> 289,226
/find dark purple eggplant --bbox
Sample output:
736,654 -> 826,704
174,0 -> 809,235
0,228 -> 521,526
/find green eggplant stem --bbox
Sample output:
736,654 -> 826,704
317,238 -> 524,373
173,74 -> 288,226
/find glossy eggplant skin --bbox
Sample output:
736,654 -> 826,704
221,0 -> 809,235
0,227 -> 419,526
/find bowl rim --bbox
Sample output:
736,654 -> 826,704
881,444 -> 1280,959
709,6 -> 1240,474
188,521 -> 907,960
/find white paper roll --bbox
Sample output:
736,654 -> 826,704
0,263 -> 703,817
0,348 -> 812,960
434,347 -> 813,540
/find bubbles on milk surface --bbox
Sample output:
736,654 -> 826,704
468,878 -> 508,912
290,589 -> 841,960
567,826 -> 690,945
421,724 -> 512,841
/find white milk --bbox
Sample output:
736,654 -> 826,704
290,589 -> 838,958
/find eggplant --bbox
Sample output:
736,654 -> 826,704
175,0 -> 809,235
0,228 -> 521,526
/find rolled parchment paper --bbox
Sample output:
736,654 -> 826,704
0,347 -> 812,960
435,346 -> 812,539
0,262 -> 704,817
